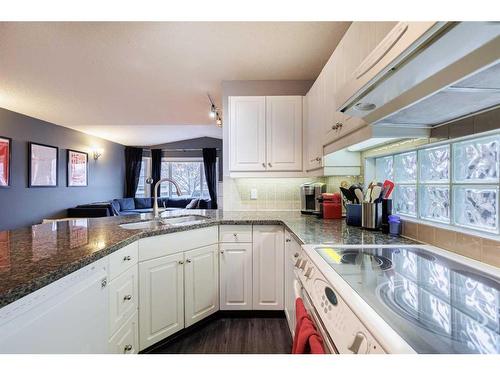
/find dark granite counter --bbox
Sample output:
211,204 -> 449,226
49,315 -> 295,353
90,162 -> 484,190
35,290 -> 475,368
0,210 -> 417,308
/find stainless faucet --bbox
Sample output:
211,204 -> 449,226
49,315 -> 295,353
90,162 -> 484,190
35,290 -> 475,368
148,177 -> 182,218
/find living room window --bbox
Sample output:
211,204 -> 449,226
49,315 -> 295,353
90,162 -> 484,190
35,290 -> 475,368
160,158 -> 212,198
135,157 -> 151,198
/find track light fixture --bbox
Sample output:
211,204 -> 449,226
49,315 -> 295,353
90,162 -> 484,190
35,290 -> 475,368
207,93 -> 222,127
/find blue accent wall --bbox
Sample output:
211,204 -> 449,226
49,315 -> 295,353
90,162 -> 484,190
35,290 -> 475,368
0,108 -> 125,230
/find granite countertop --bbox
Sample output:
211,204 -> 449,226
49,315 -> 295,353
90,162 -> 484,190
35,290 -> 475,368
0,210 -> 417,308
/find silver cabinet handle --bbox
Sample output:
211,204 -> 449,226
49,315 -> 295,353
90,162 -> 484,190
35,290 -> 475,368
220,250 -> 224,254
268,163 -> 272,167
178,260 -> 184,265
262,163 -> 266,168
316,156 -> 321,162
123,255 -> 132,261
101,278 -> 107,288
294,253 -> 299,258
186,259 -> 192,263
123,295 -> 132,301
233,233 -> 238,239
285,238 -> 291,243
124,344 -> 133,352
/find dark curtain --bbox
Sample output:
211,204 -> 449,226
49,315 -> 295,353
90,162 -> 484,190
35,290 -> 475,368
202,148 -> 218,209
150,149 -> 162,198
124,147 -> 143,198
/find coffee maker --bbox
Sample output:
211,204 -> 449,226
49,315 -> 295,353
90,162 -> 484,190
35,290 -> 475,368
300,182 -> 326,215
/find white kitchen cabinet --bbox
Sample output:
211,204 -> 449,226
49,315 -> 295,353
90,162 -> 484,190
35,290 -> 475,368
219,242 -> 253,310
108,311 -> 139,354
305,80 -> 324,171
184,244 -> 219,327
109,265 -> 138,336
0,259 -> 108,354
229,95 -> 303,173
266,96 -> 303,171
284,232 -> 301,335
139,252 -> 184,350
229,96 -> 267,171
252,225 -> 284,310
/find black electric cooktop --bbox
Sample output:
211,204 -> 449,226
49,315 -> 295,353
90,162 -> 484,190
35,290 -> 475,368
314,246 -> 500,354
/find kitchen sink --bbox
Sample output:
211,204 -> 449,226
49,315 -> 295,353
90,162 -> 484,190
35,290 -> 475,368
119,215 -> 208,230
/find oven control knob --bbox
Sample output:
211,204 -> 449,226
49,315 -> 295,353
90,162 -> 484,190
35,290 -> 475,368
348,332 -> 368,354
304,266 -> 313,279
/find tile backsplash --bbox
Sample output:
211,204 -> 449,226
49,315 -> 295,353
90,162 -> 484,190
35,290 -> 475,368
223,175 -> 361,211
402,220 -> 500,268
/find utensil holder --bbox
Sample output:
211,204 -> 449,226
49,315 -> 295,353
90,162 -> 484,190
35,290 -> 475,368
381,199 -> 393,234
362,202 -> 382,230
346,204 -> 362,227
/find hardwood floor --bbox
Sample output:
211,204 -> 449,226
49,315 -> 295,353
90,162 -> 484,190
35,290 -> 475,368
146,313 -> 293,354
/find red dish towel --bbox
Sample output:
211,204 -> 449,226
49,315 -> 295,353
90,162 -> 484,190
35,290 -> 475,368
292,298 -> 326,354
293,298 -> 309,353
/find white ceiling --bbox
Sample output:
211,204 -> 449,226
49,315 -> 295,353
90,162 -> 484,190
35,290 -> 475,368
0,22 -> 350,145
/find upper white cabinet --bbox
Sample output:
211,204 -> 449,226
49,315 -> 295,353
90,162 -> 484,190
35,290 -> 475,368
252,225 -> 284,310
138,252 -> 184,351
184,244 -> 219,327
229,96 -> 303,172
305,80 -> 324,171
266,96 -> 303,171
229,96 -> 267,171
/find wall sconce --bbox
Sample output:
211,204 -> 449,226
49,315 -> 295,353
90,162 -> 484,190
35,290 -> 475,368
92,148 -> 103,161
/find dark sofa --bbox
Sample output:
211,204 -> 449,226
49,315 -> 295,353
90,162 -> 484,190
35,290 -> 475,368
68,197 -> 210,218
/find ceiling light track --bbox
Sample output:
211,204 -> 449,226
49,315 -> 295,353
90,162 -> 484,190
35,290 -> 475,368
207,93 -> 222,128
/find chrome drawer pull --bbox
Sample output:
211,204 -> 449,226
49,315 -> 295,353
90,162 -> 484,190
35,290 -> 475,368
123,295 -> 132,301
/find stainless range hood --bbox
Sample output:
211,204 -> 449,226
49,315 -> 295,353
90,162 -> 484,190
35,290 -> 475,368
337,22 -> 500,129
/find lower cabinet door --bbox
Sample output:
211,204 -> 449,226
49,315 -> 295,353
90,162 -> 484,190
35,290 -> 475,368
184,244 -> 219,327
219,242 -> 253,310
252,225 -> 285,310
139,252 -> 184,351
109,311 -> 139,354
108,265 -> 138,336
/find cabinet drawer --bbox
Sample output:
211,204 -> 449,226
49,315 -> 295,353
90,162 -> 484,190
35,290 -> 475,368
138,226 -> 218,262
108,311 -> 139,354
109,266 -> 138,337
219,225 -> 252,243
109,242 -> 138,280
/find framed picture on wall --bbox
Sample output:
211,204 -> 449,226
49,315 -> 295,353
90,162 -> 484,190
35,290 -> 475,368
0,136 -> 12,188
29,142 -> 58,187
67,149 -> 88,187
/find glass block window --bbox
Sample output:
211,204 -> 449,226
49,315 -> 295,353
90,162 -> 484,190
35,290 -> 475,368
373,133 -> 500,234
453,185 -> 498,233
419,185 -> 450,223
394,185 -> 417,217
419,145 -> 450,183
394,152 -> 417,183
453,135 -> 499,183
376,156 -> 393,181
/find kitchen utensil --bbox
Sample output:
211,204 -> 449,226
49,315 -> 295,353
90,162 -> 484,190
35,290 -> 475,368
354,188 -> 364,204
340,187 -> 354,203
382,180 -> 395,199
349,185 -> 359,203
371,185 -> 382,203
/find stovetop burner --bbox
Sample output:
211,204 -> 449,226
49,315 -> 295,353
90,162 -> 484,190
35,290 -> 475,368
312,245 -> 500,354
340,251 -> 393,271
